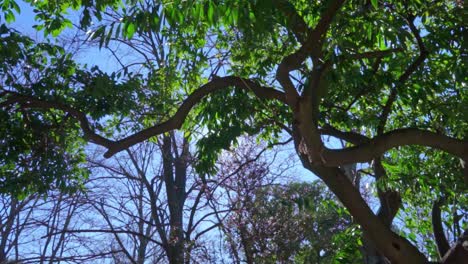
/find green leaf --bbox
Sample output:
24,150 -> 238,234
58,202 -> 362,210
125,22 -> 135,39
5,10 -> 15,23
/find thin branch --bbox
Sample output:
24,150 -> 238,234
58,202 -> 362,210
273,0 -> 309,43
342,48 -> 403,61
377,16 -> 428,134
319,124 -> 369,145
44,229 -> 163,247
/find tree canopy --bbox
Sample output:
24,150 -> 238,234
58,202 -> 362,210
0,0 -> 467,263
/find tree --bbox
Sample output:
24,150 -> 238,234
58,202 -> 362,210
84,134 -> 224,264
221,179 -> 353,263
1,0 -> 467,263
209,138 -> 353,263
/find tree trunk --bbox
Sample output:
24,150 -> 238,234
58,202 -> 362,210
313,165 -> 426,263
361,159 -> 401,264
292,97 -> 427,263
162,135 -> 187,264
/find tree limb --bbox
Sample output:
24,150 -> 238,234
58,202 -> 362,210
1,92 -> 115,149
342,48 -> 404,61
377,16 -> 428,134
273,0 -> 309,43
2,76 -> 286,158
432,198 -> 450,258
307,164 -> 428,263
275,0 -> 346,107
105,76 -> 286,157
323,128 -> 467,166
319,124 -> 369,145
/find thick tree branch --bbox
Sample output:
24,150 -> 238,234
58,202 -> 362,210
319,124 -> 369,145
276,0 -> 345,107
440,229 -> 468,264
295,127 -> 427,262
308,165 -> 427,263
2,76 -> 286,158
323,128 -> 467,166
432,198 -> 450,259
105,76 -> 286,157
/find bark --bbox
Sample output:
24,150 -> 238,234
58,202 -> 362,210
162,135 -> 188,264
0,198 -> 17,263
317,166 -> 426,263
239,222 -> 255,264
432,199 -> 450,259
294,119 -> 427,263
361,160 -> 401,264
440,229 -> 468,264
322,129 -> 467,166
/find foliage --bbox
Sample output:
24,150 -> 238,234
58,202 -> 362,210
0,0 -> 467,262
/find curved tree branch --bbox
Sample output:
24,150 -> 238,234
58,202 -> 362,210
1,92 -> 115,149
2,76 -> 286,158
322,128 -> 467,166
275,0 -> 346,107
105,76 -> 286,157
319,124 -> 369,145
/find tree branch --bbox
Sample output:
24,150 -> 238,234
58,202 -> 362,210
105,76 -> 286,157
308,165 -> 427,263
310,0 -> 347,41
44,229 -> 164,247
319,124 -> 369,145
1,92 -> 115,149
2,76 -> 286,158
273,0 -> 309,43
432,198 -> 450,258
377,17 -> 428,134
275,0 -> 346,107
323,128 -> 467,166
342,48 -> 404,61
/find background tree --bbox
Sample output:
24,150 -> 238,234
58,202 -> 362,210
84,134 -> 225,264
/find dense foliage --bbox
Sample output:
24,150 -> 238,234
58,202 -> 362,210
0,0 -> 466,263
